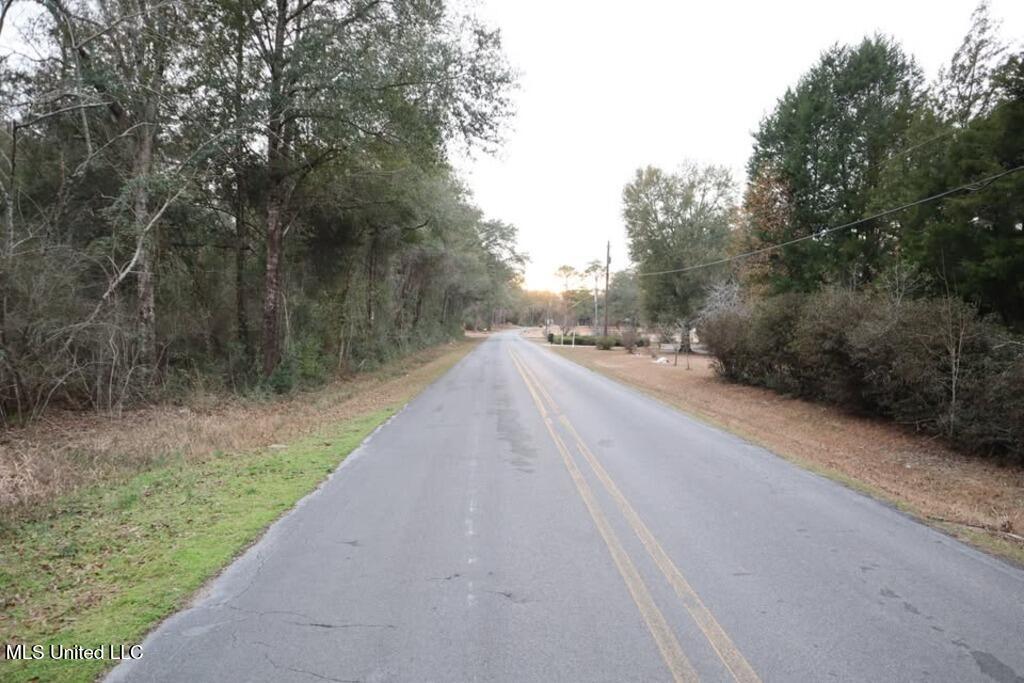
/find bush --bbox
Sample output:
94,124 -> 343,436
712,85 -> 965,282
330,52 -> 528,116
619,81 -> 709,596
551,333 -> 601,346
700,287 -> 1024,460
789,289 -> 871,406
621,330 -> 637,353
596,336 -> 615,350
547,332 -> 555,344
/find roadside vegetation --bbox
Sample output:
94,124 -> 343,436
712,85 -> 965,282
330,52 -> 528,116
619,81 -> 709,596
516,2 -> 1023,561
0,0 -> 522,423
543,332 -> 647,350
700,283 -> 1023,459
0,2 -> 520,674
0,341 -> 478,515
0,340 -> 477,683
0,0 -> 522,597
615,3 -> 1024,463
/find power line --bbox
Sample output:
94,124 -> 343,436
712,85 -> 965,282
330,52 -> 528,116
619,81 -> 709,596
876,98 -> 1019,167
879,99 -> 1015,165
881,127 -> 959,163
636,164 -> 1024,278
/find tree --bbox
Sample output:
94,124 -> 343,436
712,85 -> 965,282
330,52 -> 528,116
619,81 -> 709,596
0,0 -> 519,419
897,51 -> 1024,327
464,219 -> 527,329
732,164 -> 795,293
239,0 -> 514,375
32,1 -> 189,375
512,289 -> 561,327
583,259 -> 603,325
606,269 -> 641,329
555,264 -> 577,291
622,163 -> 734,326
936,1 -> 1007,126
554,264 -> 578,332
748,36 -> 924,289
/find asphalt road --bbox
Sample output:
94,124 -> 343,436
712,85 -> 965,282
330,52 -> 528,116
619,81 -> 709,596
108,331 -> 1024,682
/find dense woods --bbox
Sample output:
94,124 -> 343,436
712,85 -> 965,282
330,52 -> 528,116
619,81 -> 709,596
623,3 -> 1024,458
0,0 -> 522,421
2,0 -> 1021,462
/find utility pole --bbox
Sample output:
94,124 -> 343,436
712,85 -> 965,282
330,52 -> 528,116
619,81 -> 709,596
602,240 -> 610,338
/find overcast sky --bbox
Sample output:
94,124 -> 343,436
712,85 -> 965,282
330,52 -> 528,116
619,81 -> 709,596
453,0 -> 1024,291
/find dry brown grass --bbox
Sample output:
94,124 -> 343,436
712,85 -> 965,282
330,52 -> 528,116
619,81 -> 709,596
0,340 -> 478,517
549,344 -> 1024,563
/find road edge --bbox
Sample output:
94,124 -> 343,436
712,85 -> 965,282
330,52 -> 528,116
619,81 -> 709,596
0,339 -> 482,683
538,338 -> 1024,570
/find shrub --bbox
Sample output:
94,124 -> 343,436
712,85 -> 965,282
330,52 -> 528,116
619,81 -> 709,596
621,330 -> 637,353
700,287 -> 1024,460
789,289 -> 872,407
546,332 -> 603,345
596,336 -> 615,350
265,359 -> 296,394
699,308 -> 749,380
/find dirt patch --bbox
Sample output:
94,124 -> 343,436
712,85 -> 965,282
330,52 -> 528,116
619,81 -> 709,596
0,340 -> 478,518
548,344 -> 1024,563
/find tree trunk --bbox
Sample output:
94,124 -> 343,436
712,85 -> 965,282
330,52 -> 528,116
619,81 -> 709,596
366,246 -> 375,330
132,1 -> 172,378
262,198 -> 284,376
235,218 -> 249,356
4,120 -> 13,257
232,10 -> 251,360
132,120 -> 157,372
260,0 -> 290,377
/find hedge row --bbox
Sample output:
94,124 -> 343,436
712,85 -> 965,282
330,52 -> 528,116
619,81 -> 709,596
546,333 -> 648,349
699,289 -> 1024,460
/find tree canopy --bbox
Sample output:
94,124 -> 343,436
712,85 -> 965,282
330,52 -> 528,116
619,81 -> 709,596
0,0 -> 521,418
622,163 -> 735,325
732,5 -> 1023,328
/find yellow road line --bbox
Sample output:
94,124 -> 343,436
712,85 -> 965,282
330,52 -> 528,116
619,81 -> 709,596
511,347 -> 761,683
508,350 -> 698,683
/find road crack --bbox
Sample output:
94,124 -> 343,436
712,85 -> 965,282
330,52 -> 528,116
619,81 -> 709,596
283,620 -> 395,630
262,652 -> 359,683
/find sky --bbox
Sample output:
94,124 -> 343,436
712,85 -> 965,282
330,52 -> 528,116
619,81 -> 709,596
452,0 -> 1024,291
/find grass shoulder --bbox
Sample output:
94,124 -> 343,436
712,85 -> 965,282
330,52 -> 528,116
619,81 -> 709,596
0,339 -> 478,682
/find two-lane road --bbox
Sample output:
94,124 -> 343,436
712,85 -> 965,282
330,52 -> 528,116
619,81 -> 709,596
109,331 -> 1024,682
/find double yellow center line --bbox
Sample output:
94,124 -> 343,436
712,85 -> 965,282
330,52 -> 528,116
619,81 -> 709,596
508,348 -> 760,683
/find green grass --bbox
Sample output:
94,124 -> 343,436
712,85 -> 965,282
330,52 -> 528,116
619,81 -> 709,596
0,339 -> 479,681
0,409 -> 395,682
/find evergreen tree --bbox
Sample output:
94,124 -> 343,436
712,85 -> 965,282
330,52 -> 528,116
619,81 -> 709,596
748,36 -> 923,289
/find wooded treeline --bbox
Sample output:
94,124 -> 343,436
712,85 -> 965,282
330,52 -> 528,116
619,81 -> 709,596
506,268 -> 641,336
0,0 -> 522,421
622,3 -> 1024,457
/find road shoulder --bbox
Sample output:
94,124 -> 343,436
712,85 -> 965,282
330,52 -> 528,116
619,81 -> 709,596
0,340 -> 479,683
543,341 -> 1024,567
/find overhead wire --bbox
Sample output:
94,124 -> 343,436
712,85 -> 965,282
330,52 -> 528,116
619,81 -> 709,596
636,165 -> 1024,278
637,98 -> 1022,278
